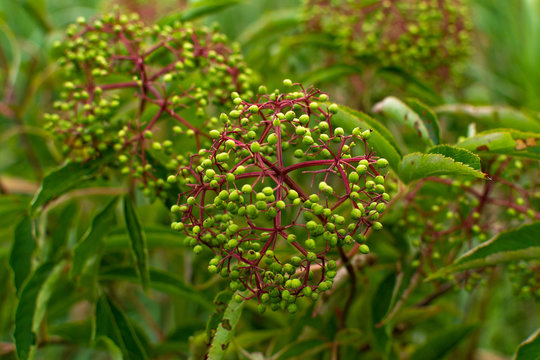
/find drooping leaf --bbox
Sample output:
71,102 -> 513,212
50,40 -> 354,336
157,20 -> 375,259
428,145 -> 482,171
410,324 -> 476,360
14,261 -> 65,360
398,152 -> 487,184
371,273 -> 396,352
457,132 -> 516,154
95,295 -> 149,360
373,96 -> 433,146
46,201 -> 78,261
435,104 -> 540,133
99,266 -> 213,310
10,216 -> 36,294
429,222 -> 540,280
275,338 -> 329,360
71,197 -> 119,279
123,195 -> 150,292
30,153 -> 112,214
407,98 -> 440,145
207,292 -> 247,360
514,328 -> 540,360
331,105 -> 402,171
459,129 -> 540,160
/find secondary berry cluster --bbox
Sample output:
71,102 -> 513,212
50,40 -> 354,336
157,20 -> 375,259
45,12 -> 252,195
170,81 -> 390,312
303,0 -> 471,83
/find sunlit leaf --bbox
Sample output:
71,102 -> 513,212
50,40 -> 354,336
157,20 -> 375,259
428,145 -> 482,171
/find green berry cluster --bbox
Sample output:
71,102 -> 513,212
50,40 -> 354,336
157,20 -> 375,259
44,11 -> 252,196
303,0 -> 472,83
170,81 -> 390,312
508,261 -> 540,300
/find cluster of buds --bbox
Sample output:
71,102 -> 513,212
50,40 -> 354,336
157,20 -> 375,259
170,81 -> 390,312
303,0 -> 472,83
45,11 -> 252,197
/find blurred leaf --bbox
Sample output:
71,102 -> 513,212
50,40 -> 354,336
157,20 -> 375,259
301,63 -> 360,87
9,216 -> 35,294
332,105 -> 402,171
71,197 -> 118,279
429,222 -> 540,279
14,260 -> 65,360
275,338 -> 328,360
123,196 -> 150,293
234,329 -> 283,348
238,8 -> 301,46
30,153 -> 112,214
371,273 -> 396,351
159,0 -> 242,25
373,96 -> 433,146
436,104 -> 540,132
514,328 -> 540,360
377,67 -> 443,105
46,201 -> 77,261
407,98 -> 440,145
49,319 -> 93,345
207,292 -> 246,360
99,266 -> 213,310
95,295 -> 149,360
428,145 -> 482,171
410,324 -> 475,360
398,153 -> 487,184
96,336 -> 124,360
104,225 -> 182,250
458,130 -> 540,160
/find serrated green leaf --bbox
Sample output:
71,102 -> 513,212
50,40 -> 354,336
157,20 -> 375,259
207,291 -> 247,360
14,261 -> 65,360
95,295 -> 149,360
71,197 -> 118,279
123,196 -> 150,293
10,216 -> 35,294
435,104 -> 540,132
99,266 -> 213,310
30,153 -> 112,214
428,145 -> 482,171
407,98 -> 440,145
410,324 -> 475,360
429,222 -> 540,280
514,328 -> 540,360
373,96 -> 433,146
331,105 -> 402,171
398,153 -> 486,184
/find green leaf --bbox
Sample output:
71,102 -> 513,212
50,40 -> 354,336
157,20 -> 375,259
104,225 -> 182,250
371,273 -> 396,352
238,8 -> 301,46
30,153 -> 112,214
398,152 -> 487,184
275,338 -> 328,360
514,328 -> 540,360
410,324 -> 475,360
159,0 -> 242,25
457,132 -> 516,154
407,98 -> 440,145
459,130 -> 540,160
71,197 -> 118,279
10,216 -> 36,294
300,63 -> 359,87
49,319 -> 93,345
207,292 -> 247,360
428,145 -> 482,171
332,105 -> 402,171
99,266 -> 213,310
14,261 -> 65,360
373,96 -> 433,146
46,201 -> 78,261
429,222 -> 540,280
95,295 -> 149,360
123,196 -> 150,292
435,104 -> 540,133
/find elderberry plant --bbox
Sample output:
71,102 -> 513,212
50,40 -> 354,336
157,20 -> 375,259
44,11 -> 252,197
303,0 -> 472,83
170,81 -> 390,313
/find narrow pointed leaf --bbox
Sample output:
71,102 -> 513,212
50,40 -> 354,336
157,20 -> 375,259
410,324 -> 475,360
10,216 -> 36,294
99,266 -> 213,309
398,152 -> 487,184
514,328 -> 540,360
429,222 -> 540,280
71,197 -> 119,279
123,196 -> 150,292
95,295 -> 149,360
